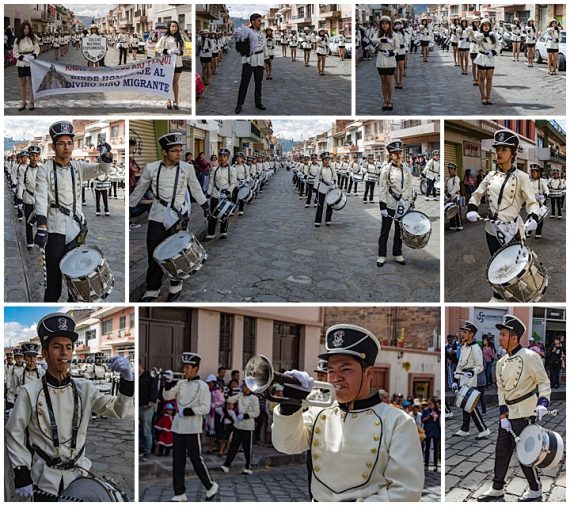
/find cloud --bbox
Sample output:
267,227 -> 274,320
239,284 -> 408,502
4,119 -> 55,141
272,119 -> 334,141
4,322 -> 37,347
68,4 -> 115,18
228,4 -> 269,19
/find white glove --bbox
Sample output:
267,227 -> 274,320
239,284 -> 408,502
466,211 -> 480,222
16,485 -> 34,497
109,356 -> 134,381
162,370 -> 173,382
237,413 -> 245,421
535,405 -> 548,421
381,209 -> 389,218
383,50 -> 390,57
463,371 -> 474,379
284,369 -> 314,392
500,418 -> 512,432
451,382 -> 458,391
23,54 -> 35,62
167,49 -> 176,55
524,218 -> 537,233
486,50 -> 494,57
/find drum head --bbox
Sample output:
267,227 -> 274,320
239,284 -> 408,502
401,211 -> 431,236
444,202 -> 458,219
59,477 -> 115,502
237,187 -> 250,200
60,246 -> 103,277
517,425 -> 543,465
488,244 -> 529,285
154,232 -> 192,261
326,189 -> 341,205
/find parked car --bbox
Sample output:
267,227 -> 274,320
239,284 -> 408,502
535,29 -> 566,71
499,23 -> 526,52
328,35 -> 352,58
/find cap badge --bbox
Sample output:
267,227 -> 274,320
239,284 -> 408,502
60,123 -> 70,133
332,330 -> 345,347
497,133 -> 505,142
57,318 -> 68,330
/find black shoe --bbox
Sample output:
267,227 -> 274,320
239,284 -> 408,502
235,104 -> 242,114
255,103 -> 266,110
167,291 -> 182,302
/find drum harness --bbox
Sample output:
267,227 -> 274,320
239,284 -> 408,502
21,367 -> 41,385
154,163 -> 191,232
33,375 -> 84,471
22,163 -> 38,199
49,161 -> 88,246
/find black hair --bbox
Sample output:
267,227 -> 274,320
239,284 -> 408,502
480,22 -> 497,44
16,21 -> 36,45
218,365 -> 226,373
250,13 -> 262,23
165,20 -> 183,49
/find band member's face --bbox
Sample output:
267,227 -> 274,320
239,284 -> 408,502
327,355 -> 371,403
252,17 -> 262,30
24,354 -> 37,368
42,337 -> 73,376
460,330 -> 472,343
323,158 -> 330,166
449,169 -> 456,176
29,153 -> 40,165
15,356 -> 24,365
219,153 -> 229,165
531,171 -> 539,179
499,329 -> 517,350
164,146 -> 183,164
53,136 -> 74,161
495,146 -> 513,165
381,21 -> 390,30
182,364 -> 198,379
389,152 -> 402,164
6,356 -> 14,364
316,371 -> 328,382
434,154 -> 440,160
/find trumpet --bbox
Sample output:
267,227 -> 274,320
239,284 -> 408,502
244,355 -> 336,408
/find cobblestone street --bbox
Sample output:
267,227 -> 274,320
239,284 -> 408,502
129,167 -> 440,302
445,400 -> 566,502
356,46 -> 566,116
4,402 -> 134,501
197,49 -> 352,116
444,200 -> 566,303
4,179 -> 126,302
4,45 -> 192,115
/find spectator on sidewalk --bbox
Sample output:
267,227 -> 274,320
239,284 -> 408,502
139,360 -> 158,458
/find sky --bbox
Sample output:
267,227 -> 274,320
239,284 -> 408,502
272,119 -> 334,142
67,4 -> 115,18
228,4 -> 269,19
4,306 -> 68,347
5,119 -> 63,141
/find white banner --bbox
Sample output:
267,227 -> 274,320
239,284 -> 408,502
30,56 -> 176,100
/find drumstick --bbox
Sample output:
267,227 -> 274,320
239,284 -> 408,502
508,428 -> 521,443
40,247 -> 47,289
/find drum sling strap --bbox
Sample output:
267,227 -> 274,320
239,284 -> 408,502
23,164 -> 37,197
490,167 -> 515,220
33,375 -> 84,470
22,368 -> 40,385
505,388 -> 538,406
459,391 -> 472,410
155,162 -> 187,217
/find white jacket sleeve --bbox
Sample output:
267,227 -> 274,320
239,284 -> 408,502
34,163 -> 49,222
272,406 -> 315,454
129,163 -> 153,207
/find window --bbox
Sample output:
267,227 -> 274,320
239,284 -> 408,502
102,319 -> 113,334
85,329 -> 96,342
85,135 -> 92,147
129,313 -> 135,328
218,314 -> 234,368
97,133 -> 106,146
110,125 -> 120,140
119,316 -> 126,329
243,317 -> 256,367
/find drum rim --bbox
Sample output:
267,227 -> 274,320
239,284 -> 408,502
60,246 -> 104,275
153,231 -> 195,260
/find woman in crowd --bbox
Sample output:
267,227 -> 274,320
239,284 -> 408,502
199,30 -> 213,85
14,21 -> 39,111
315,29 -> 329,76
546,19 -> 562,75
525,18 -> 537,67
156,20 -> 184,109
473,18 -> 499,105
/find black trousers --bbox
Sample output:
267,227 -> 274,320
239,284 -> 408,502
297,176 -> 305,196
208,197 -> 230,236
460,406 -> 487,432
146,220 -> 181,291
231,187 -> 245,212
363,181 -> 376,201
315,192 -> 333,224
24,203 -> 34,245
549,364 -> 561,387
426,178 -> 437,197
338,173 -> 348,190
173,433 -> 214,494
347,178 -> 359,193
45,233 -> 78,302
378,209 -> 402,257
424,436 -> 440,466
95,189 -> 109,213
237,63 -> 263,106
305,183 -> 315,205
492,418 -> 541,491
110,181 -> 118,198
119,46 -> 128,65
450,209 -> 463,228
551,196 -> 563,217
223,428 -> 253,470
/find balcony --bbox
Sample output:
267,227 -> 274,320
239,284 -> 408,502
323,10 -> 341,18
31,9 -> 54,22
76,343 -> 90,352
292,15 -> 312,23
135,9 -> 145,17
196,5 -> 220,19
100,328 -> 135,348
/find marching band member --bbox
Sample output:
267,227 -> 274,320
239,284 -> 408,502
363,153 -> 380,204
452,321 -> 490,439
221,383 -> 260,474
466,130 -> 539,301
129,133 -> 209,302
548,168 -> 565,219
377,140 -> 412,268
301,28 -> 312,66
545,19 -> 562,75
117,27 -> 129,65
6,349 -> 25,411
211,33 -> 220,75
445,162 -> 463,231
338,155 -> 350,191
6,313 -> 134,502
163,352 -> 219,502
457,18 -> 470,75
272,324 -> 424,501
419,18 -> 432,63
4,351 -> 16,410
450,16 -> 460,65
478,315 -> 551,502
34,121 -> 113,302
289,30 -> 298,62
524,19 -> 537,67
511,18 -> 522,62
232,152 -> 250,216
206,148 -> 237,240
422,150 -> 440,201
338,30 -> 347,61
10,344 -> 45,402
529,164 -> 549,238
473,19 -> 500,105
348,153 -> 362,196
280,30 -> 289,58
316,29 -> 329,76
393,19 -> 406,89
298,155 -> 310,199
468,17 -> 481,85
14,21 -> 40,112
130,32 -> 139,61
372,16 -> 396,111
156,21 -> 185,110
264,28 -> 275,80
314,152 -> 337,227
52,31 -> 61,61
199,31 -> 213,85
16,145 -> 41,249
94,171 -> 111,216
305,154 -> 320,208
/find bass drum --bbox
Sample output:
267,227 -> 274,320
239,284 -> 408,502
516,424 -> 564,470
58,476 -> 130,502
454,386 -> 480,413
60,246 -> 114,302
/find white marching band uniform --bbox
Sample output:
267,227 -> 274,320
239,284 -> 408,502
473,31 -> 500,68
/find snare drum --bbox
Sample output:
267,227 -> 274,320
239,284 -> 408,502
400,211 -> 431,249
237,186 -> 254,203
211,198 -> 236,222
352,173 -> 364,182
153,231 -> 207,280
60,246 -> 114,302
434,179 -> 441,192
366,174 -> 379,182
516,424 -> 564,470
444,201 -> 458,219
454,386 -> 481,413
537,204 -> 550,224
325,189 -> 347,210
59,476 -> 130,502
306,176 -> 316,185
486,243 -> 548,302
